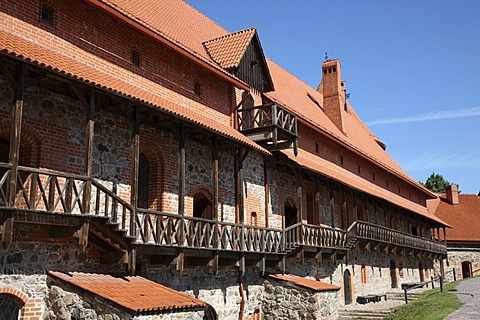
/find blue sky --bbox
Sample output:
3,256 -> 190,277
187,0 -> 480,194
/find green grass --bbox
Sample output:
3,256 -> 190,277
385,280 -> 463,320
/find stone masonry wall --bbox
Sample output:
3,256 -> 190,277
262,279 -> 339,320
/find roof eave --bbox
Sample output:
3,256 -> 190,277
84,0 -> 250,92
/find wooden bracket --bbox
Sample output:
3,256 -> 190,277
315,249 -> 323,266
176,251 -> 185,276
257,255 -> 266,276
77,218 -> 89,252
209,252 -> 219,277
128,245 -> 136,276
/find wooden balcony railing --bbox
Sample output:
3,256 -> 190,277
237,103 -> 297,151
347,220 -> 447,255
0,166 -> 447,256
284,222 -> 347,251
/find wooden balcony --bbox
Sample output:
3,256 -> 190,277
0,166 -> 447,263
347,221 -> 447,256
237,103 -> 298,152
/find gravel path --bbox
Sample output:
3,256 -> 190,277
445,277 -> 480,320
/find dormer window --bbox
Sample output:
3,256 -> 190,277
41,4 -> 54,26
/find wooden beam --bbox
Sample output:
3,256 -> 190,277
295,168 -> 303,223
78,218 -> 89,252
128,245 -> 136,276
235,148 -> 247,224
130,107 -> 140,240
315,177 -> 322,226
83,89 -> 95,214
264,156 -> 269,228
7,63 -> 25,208
329,182 -> 335,228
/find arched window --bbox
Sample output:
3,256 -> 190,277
193,191 -> 213,220
0,293 -> 24,320
138,153 -> 150,209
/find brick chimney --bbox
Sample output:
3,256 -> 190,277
446,184 -> 459,205
318,59 -> 346,133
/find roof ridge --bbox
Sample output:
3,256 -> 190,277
202,27 -> 257,45
182,0 -> 230,34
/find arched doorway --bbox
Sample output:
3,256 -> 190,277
462,261 -> 472,279
419,262 -> 424,282
390,260 -> 397,288
241,92 -> 255,129
0,293 -> 23,320
284,201 -> 297,228
138,153 -> 150,209
343,269 -> 352,305
193,191 -> 213,220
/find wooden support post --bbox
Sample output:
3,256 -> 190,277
235,148 -> 249,225
442,227 -> 447,245
295,168 -> 303,224
175,124 -> 187,250
264,156 -> 269,228
353,191 -> 358,222
130,108 -> 140,240
210,137 -> 220,277
315,177 -> 322,226
128,245 -> 136,276
341,187 -> 347,229
83,89 -> 95,216
329,182 -> 335,228
7,63 -> 25,208
78,218 -> 89,252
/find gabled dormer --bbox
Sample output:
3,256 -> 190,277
203,28 -> 274,92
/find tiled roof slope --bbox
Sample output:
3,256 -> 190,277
204,28 -> 257,69
91,1 -> 432,198
281,149 -> 448,225
0,15 -> 269,155
48,271 -> 206,314
269,274 -> 340,292
265,59 -> 435,198
430,194 -> 480,241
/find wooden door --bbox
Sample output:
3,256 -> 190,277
344,269 -> 352,304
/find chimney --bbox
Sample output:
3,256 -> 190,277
446,184 -> 459,205
318,59 -> 346,133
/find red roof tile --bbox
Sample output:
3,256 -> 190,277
48,271 -> 206,314
431,194 -> 480,241
269,274 -> 340,292
0,15 -> 269,155
265,59 -> 435,199
280,149 -> 449,226
204,28 -> 257,69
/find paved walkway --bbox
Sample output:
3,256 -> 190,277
445,277 -> 480,320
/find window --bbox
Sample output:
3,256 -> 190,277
340,155 -> 344,166
357,165 -> 361,175
315,142 -> 319,154
194,82 -> 202,97
41,4 -> 54,26
361,264 -> 368,284
131,49 -> 140,68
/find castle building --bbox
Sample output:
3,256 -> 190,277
430,185 -> 480,280
0,0 -> 448,319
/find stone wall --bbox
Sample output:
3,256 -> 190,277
262,279 -> 339,320
443,247 -> 480,281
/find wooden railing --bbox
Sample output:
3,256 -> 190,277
284,222 -> 347,251
0,166 -> 447,256
0,166 -> 134,234
347,221 -> 447,255
136,209 -> 284,254
237,103 -> 297,138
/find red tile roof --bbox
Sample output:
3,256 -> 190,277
269,274 -> 340,292
280,149 -> 448,226
0,15 -> 269,155
48,271 -> 206,314
265,59 -> 435,199
430,194 -> 480,241
204,28 -> 257,69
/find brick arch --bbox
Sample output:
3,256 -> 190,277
0,288 -> 28,305
188,185 -> 214,219
0,119 -> 43,167
139,140 -> 164,211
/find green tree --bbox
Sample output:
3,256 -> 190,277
421,172 -> 451,193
